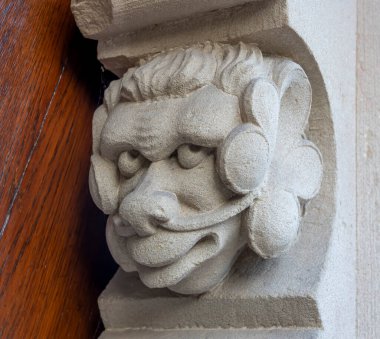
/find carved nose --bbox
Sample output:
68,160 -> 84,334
119,190 -> 179,236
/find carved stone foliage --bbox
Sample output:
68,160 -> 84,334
89,42 -> 323,295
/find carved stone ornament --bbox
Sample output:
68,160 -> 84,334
89,42 -> 323,295
72,0 -> 356,336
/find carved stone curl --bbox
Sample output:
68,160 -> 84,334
89,42 -> 323,295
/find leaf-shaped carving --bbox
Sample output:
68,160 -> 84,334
244,190 -> 300,258
268,59 -> 312,159
279,141 -> 323,200
217,124 -> 269,194
243,77 -> 280,150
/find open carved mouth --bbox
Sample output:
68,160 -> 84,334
106,190 -> 260,289
129,232 -> 219,268
135,234 -> 221,288
106,214 -> 243,288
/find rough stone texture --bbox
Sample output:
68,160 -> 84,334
99,328 -> 320,339
89,42 -> 322,296
357,0 -> 380,337
99,265 -> 322,330
72,0 -> 356,337
71,0 -> 263,40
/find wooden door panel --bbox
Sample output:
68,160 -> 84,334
0,1 -> 116,338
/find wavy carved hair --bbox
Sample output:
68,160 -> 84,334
119,42 -> 269,102
103,42 -> 310,130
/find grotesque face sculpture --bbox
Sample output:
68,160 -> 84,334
89,42 -> 323,294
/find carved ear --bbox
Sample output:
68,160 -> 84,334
217,124 -> 270,194
89,154 -> 120,214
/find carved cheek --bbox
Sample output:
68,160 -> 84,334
131,156 -> 232,213
167,156 -> 233,212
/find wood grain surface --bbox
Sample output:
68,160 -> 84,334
0,1 -> 117,338
357,0 -> 380,338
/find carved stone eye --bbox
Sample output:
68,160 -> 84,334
177,144 -> 209,169
118,150 -> 145,178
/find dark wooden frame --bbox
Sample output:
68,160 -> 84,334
0,1 -> 116,337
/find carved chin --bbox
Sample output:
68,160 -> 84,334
167,238 -> 246,295
106,215 -> 245,294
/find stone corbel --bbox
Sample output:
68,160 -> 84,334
72,1 -> 356,338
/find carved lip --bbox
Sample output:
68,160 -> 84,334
111,193 -> 255,269
107,215 -> 241,288
110,214 -> 222,269
135,235 -> 220,288
128,230 -> 219,268
130,215 -> 242,288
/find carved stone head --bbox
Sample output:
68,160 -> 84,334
89,42 -> 323,294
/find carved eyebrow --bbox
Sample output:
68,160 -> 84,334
100,87 -> 241,161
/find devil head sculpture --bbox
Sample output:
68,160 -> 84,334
89,42 -> 323,294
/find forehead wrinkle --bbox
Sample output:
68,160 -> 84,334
101,85 -> 241,161
100,99 -> 179,160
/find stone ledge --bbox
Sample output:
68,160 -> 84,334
99,328 -> 320,339
71,0 -> 263,40
71,0 -> 356,337
99,246 -> 324,330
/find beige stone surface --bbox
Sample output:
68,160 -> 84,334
71,0 -> 357,337
357,0 -> 380,338
71,0 -> 262,39
99,328 -> 319,339
99,266 -> 323,330
89,42 -> 322,295
93,29 -> 343,334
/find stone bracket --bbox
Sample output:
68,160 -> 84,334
72,1 -> 356,338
